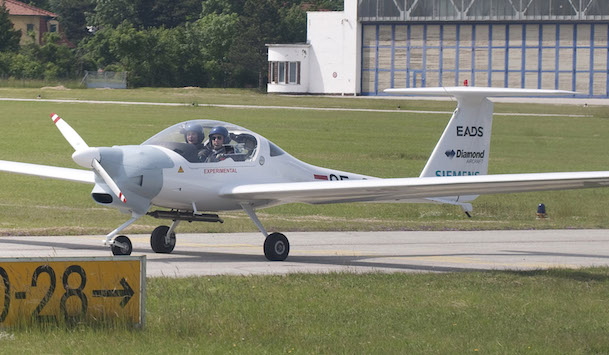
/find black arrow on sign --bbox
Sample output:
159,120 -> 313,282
92,278 -> 134,307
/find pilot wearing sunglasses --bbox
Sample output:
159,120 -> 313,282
199,126 -> 235,162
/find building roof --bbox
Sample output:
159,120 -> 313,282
3,0 -> 57,17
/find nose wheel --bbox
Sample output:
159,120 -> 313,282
111,235 -> 133,256
104,214 -> 140,256
264,232 -> 290,261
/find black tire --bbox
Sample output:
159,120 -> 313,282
111,235 -> 132,256
264,232 -> 290,261
150,225 -> 176,253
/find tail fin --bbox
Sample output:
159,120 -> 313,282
385,87 -> 575,213
418,94 -> 492,180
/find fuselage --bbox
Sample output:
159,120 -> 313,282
92,119 -> 374,213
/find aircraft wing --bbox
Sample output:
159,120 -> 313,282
220,171 -> 609,204
0,160 -> 95,184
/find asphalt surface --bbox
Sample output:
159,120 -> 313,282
1,230 -> 608,276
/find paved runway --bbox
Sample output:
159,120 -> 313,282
0,230 -> 608,276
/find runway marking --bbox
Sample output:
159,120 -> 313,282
389,255 -> 575,269
292,249 -> 371,256
178,243 -> 258,249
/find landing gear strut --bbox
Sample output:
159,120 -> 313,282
111,235 -> 133,256
106,214 -> 142,256
241,203 -> 291,261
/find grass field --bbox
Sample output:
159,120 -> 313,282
1,88 -> 609,352
0,87 -> 608,235
1,268 -> 609,353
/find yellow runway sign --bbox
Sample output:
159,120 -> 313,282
0,256 -> 145,327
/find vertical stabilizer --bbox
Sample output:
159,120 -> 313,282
417,95 -> 493,207
384,86 -> 576,211
419,95 -> 492,180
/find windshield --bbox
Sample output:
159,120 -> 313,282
143,119 -> 259,163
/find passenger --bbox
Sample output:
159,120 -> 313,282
182,123 -> 205,150
199,126 -> 235,162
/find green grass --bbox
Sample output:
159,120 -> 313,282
1,85 -> 608,116
1,268 -> 609,353
0,88 -> 608,235
1,88 -> 608,352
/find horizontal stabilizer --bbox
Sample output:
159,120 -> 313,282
384,86 -> 576,99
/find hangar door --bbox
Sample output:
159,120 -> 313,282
362,23 -> 609,97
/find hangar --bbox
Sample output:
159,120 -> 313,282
267,0 -> 609,97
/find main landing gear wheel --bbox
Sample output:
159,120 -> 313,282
150,225 -> 176,253
264,232 -> 290,261
111,235 -> 133,256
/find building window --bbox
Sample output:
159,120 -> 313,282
50,24 -> 57,32
269,62 -> 277,83
288,62 -> 298,83
278,62 -> 286,83
27,24 -> 34,32
268,61 -> 301,84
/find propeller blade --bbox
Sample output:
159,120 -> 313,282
51,113 -> 88,151
91,159 -> 127,203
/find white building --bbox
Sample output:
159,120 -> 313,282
268,0 -> 609,98
267,1 -> 360,95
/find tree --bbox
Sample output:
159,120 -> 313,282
16,32 -> 79,79
0,3 -> 21,52
87,0 -> 202,29
26,0 -> 52,10
49,0 -> 96,44
87,0 -> 136,28
227,0 -> 283,88
278,3 -> 307,43
80,23 -> 187,87
194,11 -> 239,86
38,32 -> 79,79
313,0 -> 343,11
145,0 -> 202,28
200,0 -> 244,16
77,0 -> 345,88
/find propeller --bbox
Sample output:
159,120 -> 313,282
51,113 -> 88,151
91,159 -> 126,203
51,113 -> 127,204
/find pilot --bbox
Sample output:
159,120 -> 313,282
199,126 -> 235,162
183,123 -> 205,149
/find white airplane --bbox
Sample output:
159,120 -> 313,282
1,87 -> 608,260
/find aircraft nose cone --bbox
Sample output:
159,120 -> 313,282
72,147 -> 101,168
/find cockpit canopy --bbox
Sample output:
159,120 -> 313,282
142,120 -> 259,163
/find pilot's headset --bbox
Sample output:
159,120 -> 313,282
208,126 -> 231,144
181,123 -> 204,145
